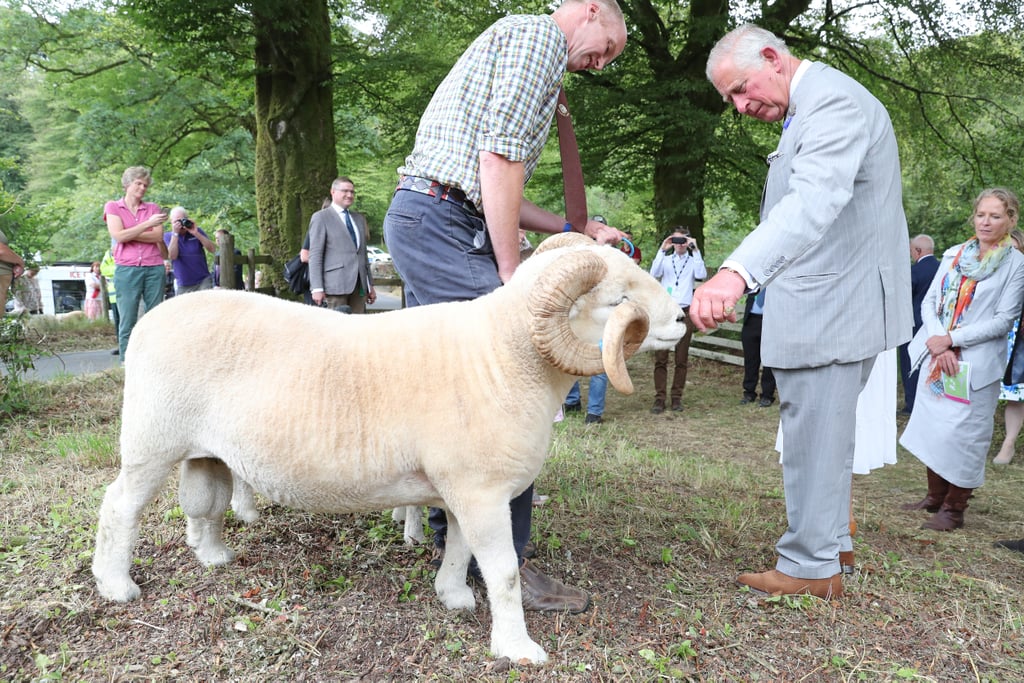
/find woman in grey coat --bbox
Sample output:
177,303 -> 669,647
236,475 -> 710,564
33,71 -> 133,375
900,188 -> 1024,530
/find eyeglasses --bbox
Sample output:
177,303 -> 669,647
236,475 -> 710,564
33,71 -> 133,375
334,189 -> 356,195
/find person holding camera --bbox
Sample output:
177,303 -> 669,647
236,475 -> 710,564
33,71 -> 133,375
649,228 -> 706,413
164,206 -> 216,295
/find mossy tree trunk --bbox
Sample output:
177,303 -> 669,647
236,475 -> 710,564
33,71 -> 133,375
253,0 -> 337,289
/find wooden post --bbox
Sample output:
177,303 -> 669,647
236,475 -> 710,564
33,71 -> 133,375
218,232 -> 237,290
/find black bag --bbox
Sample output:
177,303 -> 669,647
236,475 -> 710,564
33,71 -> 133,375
284,254 -> 309,294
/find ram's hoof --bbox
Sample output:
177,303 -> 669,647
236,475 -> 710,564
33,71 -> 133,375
491,637 -> 548,664
95,576 -> 141,602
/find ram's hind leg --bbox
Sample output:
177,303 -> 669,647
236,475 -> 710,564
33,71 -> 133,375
180,458 -> 236,566
230,476 -> 260,524
434,513 -> 475,611
93,461 -> 176,601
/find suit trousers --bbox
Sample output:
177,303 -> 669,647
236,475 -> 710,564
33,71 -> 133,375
653,310 -> 693,402
898,340 -> 921,413
323,291 -> 366,314
741,313 -> 776,399
772,358 -> 873,579
384,189 -> 533,561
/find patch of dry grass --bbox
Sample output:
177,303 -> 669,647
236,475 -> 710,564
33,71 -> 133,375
2,351 -> 1024,681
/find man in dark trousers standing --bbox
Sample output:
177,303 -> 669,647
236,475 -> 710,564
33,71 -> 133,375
741,288 -> 776,407
898,234 -> 940,414
382,0 -> 628,612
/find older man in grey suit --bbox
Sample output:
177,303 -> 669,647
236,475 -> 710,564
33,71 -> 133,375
309,176 -> 376,313
694,24 -> 912,598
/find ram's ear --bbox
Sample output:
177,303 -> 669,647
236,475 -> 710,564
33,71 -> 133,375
601,302 -> 649,395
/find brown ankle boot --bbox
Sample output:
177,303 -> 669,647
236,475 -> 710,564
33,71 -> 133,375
921,484 -> 973,531
901,468 -> 949,512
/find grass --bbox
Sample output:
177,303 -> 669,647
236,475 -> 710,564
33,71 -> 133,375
2,341 -> 1024,681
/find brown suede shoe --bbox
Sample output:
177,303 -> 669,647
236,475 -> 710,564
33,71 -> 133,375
737,569 -> 843,599
520,560 -> 590,613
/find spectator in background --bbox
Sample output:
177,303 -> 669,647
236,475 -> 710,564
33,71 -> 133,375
740,288 -> 775,406
308,177 -> 375,312
104,166 -> 167,358
11,266 -> 43,315
100,249 -> 119,353
899,234 -> 940,414
564,215 -> 619,424
992,228 -> 1024,465
165,206 -> 216,294
0,226 -> 26,314
649,227 -> 705,413
84,261 -> 103,320
900,188 -> 1024,531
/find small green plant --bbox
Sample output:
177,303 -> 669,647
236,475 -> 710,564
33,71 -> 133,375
0,316 -> 47,415
398,580 -> 415,602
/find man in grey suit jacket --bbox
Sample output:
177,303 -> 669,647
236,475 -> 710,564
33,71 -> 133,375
309,176 -> 376,313
695,24 -> 912,598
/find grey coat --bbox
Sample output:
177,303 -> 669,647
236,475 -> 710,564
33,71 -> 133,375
308,207 -> 373,296
729,62 -> 913,368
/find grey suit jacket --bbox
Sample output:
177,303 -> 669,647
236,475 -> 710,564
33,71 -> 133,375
729,62 -> 913,369
908,245 -> 1024,390
308,206 -> 373,296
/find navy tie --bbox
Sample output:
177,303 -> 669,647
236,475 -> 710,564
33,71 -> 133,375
343,210 -> 358,247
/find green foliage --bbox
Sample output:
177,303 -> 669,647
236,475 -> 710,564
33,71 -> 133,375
0,315 -> 45,416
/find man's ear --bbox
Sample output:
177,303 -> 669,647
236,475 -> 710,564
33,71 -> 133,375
761,46 -> 782,71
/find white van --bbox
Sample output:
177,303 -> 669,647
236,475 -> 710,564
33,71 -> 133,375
36,262 -> 93,315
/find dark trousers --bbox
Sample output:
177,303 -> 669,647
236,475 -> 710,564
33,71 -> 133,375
741,313 -> 776,399
898,341 -> 919,413
385,189 -> 532,562
654,311 -> 694,402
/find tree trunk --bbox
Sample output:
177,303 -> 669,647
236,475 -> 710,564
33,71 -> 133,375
253,0 -> 336,289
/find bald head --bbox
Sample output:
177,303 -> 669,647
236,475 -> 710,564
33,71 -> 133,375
910,234 -> 934,260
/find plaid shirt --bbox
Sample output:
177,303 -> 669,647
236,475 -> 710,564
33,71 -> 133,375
398,14 -> 567,208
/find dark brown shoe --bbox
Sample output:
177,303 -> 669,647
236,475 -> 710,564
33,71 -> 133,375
651,400 -> 665,414
671,400 -> 683,412
921,507 -> 964,531
737,569 -> 843,599
839,551 -> 855,575
520,560 -> 589,613
901,495 -> 943,513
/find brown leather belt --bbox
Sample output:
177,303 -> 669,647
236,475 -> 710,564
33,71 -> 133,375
396,176 -> 479,216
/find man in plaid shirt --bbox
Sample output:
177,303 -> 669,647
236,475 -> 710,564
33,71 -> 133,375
383,0 -> 628,613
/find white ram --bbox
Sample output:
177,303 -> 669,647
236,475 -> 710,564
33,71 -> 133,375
91,233 -> 687,664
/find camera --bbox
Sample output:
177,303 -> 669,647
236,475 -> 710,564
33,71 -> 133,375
179,218 -> 194,230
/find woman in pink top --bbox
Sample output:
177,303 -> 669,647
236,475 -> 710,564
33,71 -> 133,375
104,166 -> 167,358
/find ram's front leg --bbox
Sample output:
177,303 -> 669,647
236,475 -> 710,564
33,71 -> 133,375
455,499 -> 547,664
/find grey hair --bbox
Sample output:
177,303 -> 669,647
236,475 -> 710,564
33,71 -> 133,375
706,23 -> 790,82
169,206 -> 188,219
121,166 -> 152,190
911,234 -> 935,252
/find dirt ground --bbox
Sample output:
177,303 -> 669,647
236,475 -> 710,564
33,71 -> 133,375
3,350 -> 1024,681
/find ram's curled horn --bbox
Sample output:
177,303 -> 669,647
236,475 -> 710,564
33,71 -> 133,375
531,232 -> 596,256
529,250 -> 607,377
601,301 -> 649,394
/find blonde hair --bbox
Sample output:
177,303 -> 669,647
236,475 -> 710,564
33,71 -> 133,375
973,187 -> 1020,228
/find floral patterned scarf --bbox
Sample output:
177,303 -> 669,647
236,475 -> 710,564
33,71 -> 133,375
926,235 -> 1013,394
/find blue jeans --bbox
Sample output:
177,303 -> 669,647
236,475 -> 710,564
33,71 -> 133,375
114,265 -> 165,359
383,189 -> 531,560
565,375 -> 607,416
